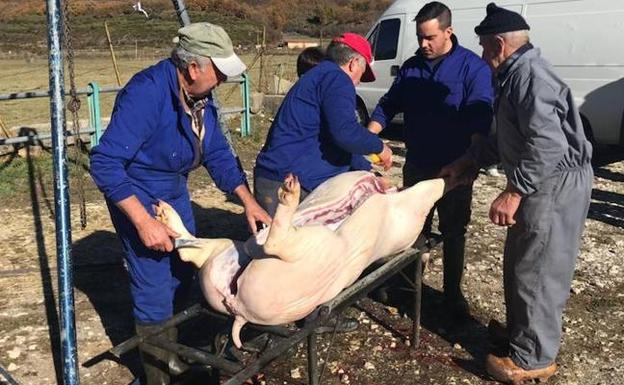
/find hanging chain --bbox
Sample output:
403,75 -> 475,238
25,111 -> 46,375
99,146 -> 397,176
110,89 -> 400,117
62,0 -> 88,229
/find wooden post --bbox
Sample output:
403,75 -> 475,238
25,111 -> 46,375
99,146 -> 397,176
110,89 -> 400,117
0,114 -> 11,138
104,21 -> 122,86
258,26 -> 266,93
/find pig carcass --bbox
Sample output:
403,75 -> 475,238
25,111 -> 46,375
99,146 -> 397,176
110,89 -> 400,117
155,171 -> 448,348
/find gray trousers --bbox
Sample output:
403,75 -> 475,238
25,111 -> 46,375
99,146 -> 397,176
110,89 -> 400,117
403,162 -> 473,299
253,175 -> 310,218
505,165 -> 592,369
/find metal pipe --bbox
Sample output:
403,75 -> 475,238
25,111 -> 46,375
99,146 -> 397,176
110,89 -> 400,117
170,0 -> 191,26
307,333 -> 319,385
46,0 -> 79,384
0,365 -> 20,385
87,83 -> 102,145
109,304 -> 202,358
1,128 -> 95,146
147,338 -> 243,374
224,315 -> 324,385
413,254 -> 423,349
0,86 -> 121,101
199,308 -> 294,338
0,77 -> 243,101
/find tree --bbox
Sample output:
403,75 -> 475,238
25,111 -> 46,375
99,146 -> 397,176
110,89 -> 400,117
306,1 -> 336,45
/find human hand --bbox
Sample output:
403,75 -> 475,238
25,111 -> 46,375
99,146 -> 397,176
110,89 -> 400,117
489,187 -> 522,226
377,143 -> 393,171
244,200 -> 272,234
135,216 -> 180,252
367,121 -> 383,134
438,155 -> 478,188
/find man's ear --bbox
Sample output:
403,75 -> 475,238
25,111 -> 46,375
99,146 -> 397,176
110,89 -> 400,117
347,57 -> 357,73
187,61 -> 201,81
494,35 -> 505,55
445,26 -> 454,38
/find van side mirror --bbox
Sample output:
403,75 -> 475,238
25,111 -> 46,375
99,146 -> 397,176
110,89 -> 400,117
390,65 -> 399,77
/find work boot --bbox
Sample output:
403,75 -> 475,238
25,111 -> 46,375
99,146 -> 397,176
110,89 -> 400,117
166,326 -> 189,376
442,238 -> 469,320
136,323 -> 171,385
136,322 -> 190,385
485,354 -> 557,384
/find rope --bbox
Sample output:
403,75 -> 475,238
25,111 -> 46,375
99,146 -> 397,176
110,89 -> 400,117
62,0 -> 88,229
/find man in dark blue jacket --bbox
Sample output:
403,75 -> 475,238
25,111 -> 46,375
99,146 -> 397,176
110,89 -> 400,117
368,2 -> 493,319
90,23 -> 270,384
254,33 -> 393,217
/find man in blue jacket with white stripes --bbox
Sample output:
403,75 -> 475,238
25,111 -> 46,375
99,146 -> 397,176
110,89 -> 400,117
90,23 -> 270,384
254,33 -> 393,217
368,2 -> 494,320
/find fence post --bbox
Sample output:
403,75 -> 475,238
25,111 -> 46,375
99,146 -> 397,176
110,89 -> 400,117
46,0 -> 79,384
241,73 -> 251,137
87,82 -> 102,146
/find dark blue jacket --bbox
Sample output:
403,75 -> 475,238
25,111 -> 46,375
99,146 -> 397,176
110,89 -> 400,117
371,36 -> 493,168
91,58 -> 246,218
255,60 -> 383,191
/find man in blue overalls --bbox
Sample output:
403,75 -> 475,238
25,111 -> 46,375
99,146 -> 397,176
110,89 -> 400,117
368,2 -> 494,319
254,33 -> 393,217
90,23 -> 270,384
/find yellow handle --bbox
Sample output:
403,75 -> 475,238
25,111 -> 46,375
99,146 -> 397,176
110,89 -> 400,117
367,153 -> 381,164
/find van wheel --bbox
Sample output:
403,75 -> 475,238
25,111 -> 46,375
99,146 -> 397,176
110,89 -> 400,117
356,102 -> 369,126
581,115 -> 596,144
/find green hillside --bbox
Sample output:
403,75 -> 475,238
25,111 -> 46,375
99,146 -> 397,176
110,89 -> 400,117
0,0 -> 391,54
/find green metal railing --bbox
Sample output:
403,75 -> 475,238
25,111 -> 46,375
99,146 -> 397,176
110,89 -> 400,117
1,75 -> 252,146
87,82 -> 103,146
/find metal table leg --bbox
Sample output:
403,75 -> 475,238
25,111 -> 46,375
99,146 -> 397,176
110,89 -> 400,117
307,333 -> 319,385
412,252 -> 423,349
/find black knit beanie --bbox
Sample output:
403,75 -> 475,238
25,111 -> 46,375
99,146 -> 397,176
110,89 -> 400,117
474,2 -> 530,35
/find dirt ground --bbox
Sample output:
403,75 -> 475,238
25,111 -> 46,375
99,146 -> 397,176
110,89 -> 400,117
0,117 -> 622,385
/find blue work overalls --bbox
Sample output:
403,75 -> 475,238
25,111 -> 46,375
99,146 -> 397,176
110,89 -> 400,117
90,59 -> 246,324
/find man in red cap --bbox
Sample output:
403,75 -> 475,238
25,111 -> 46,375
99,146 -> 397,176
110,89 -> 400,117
254,32 -> 392,217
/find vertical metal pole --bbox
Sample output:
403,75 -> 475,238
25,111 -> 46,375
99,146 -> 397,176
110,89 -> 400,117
412,254 -> 423,349
171,0 -> 191,26
46,0 -> 79,384
241,73 -> 251,137
307,333 -> 319,385
88,82 -> 102,146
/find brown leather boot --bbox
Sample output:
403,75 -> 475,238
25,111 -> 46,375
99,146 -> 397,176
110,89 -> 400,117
485,354 -> 557,385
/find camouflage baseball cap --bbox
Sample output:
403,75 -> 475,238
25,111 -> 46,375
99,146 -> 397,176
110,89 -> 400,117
173,22 -> 246,77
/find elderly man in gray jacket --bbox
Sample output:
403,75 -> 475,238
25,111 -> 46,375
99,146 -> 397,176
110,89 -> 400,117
441,3 -> 593,384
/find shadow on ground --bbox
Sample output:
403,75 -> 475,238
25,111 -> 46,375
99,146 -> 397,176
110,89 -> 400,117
72,201 -> 253,383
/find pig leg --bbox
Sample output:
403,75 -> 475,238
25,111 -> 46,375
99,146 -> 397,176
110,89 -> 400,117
154,201 -> 235,269
154,200 -> 192,238
263,174 -> 301,260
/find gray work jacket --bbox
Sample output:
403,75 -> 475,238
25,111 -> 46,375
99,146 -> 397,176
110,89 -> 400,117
472,44 -> 592,195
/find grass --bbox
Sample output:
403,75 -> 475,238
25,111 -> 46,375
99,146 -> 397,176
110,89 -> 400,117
0,53 -> 298,130
0,50 -> 296,203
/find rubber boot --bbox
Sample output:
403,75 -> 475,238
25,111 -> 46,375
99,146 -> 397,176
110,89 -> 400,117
442,237 -> 469,319
136,323 -> 170,385
166,326 -> 189,376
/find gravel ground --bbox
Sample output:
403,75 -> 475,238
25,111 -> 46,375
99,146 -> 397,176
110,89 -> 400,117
0,136 -> 622,385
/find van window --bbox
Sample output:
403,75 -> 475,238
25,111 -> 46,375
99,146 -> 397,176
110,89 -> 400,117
370,18 -> 401,61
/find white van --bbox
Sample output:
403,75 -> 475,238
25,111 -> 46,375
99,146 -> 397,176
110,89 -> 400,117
356,0 -> 624,145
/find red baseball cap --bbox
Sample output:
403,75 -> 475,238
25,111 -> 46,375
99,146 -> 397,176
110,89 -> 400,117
332,32 -> 376,82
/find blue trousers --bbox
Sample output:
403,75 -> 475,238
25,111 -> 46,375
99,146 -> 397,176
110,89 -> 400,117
107,196 -> 195,324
